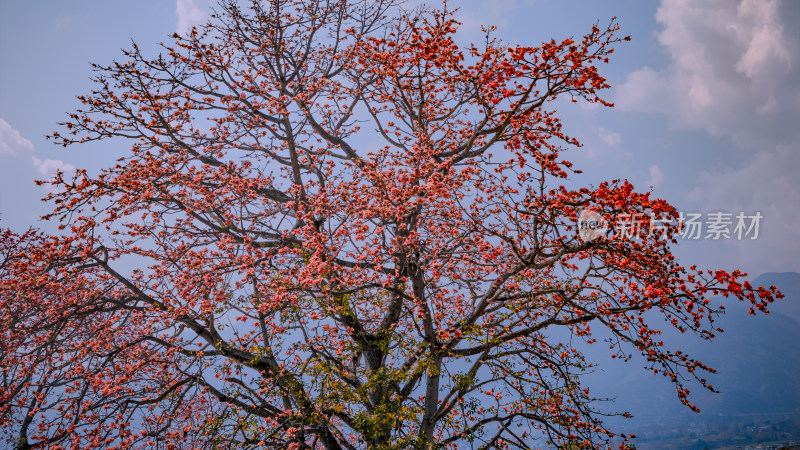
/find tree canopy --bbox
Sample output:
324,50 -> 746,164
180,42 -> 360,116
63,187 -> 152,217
0,1 -> 781,448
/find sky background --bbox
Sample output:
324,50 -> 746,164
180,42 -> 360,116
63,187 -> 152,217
1,0 -> 798,277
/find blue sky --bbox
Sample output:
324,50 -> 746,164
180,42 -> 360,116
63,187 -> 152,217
1,0 -> 798,276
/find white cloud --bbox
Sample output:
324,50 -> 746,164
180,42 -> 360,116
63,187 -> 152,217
616,0 -> 798,145
578,100 -> 601,112
0,118 -> 34,156
454,0 -> 516,43
597,127 -> 621,146
176,0 -> 207,35
615,0 -> 800,271
615,67 -> 673,116
732,0 -> 792,80
32,156 -> 77,193
645,165 -> 664,188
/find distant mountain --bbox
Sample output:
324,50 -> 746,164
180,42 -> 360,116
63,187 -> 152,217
582,271 -> 800,438
752,272 -> 800,323
698,271 -> 800,417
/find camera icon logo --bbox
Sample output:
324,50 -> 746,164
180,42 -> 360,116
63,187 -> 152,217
578,209 -> 608,242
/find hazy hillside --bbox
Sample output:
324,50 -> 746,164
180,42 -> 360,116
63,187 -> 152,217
581,272 -> 800,447
752,272 -> 800,323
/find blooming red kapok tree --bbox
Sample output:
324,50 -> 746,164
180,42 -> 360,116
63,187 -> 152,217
0,1 -> 782,448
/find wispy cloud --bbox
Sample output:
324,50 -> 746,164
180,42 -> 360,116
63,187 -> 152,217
455,0 -> 516,42
0,118 -> 34,156
32,156 -> 77,194
685,143 -> 799,270
54,16 -> 73,30
597,126 -> 621,147
176,0 -> 207,35
579,100 -> 601,112
645,165 -> 664,188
